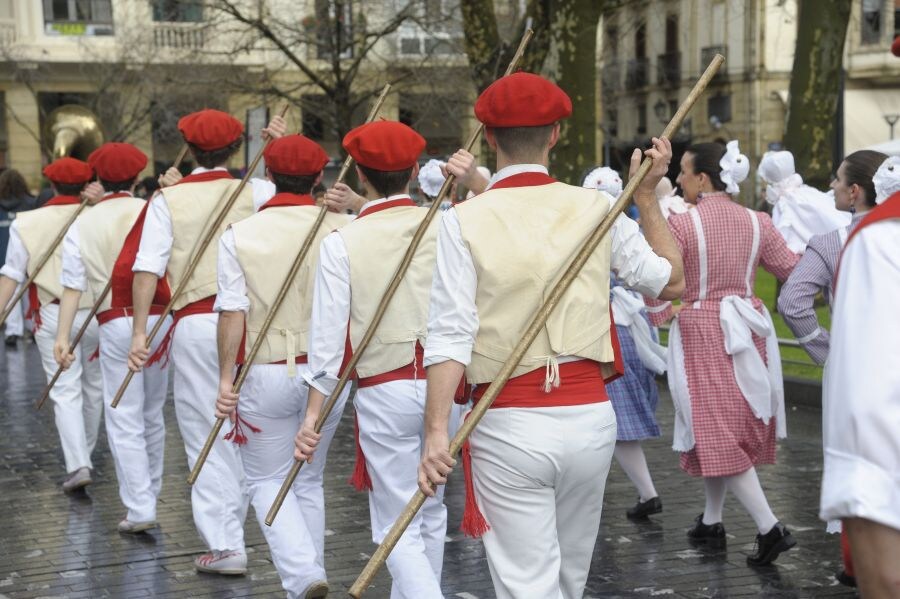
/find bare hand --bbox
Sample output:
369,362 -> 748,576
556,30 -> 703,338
127,333 -> 149,372
262,115 -> 287,141
418,433 -> 456,497
324,182 -> 365,213
215,379 -> 239,423
81,181 -> 105,205
53,338 -> 75,370
630,136 -> 672,199
158,167 -> 182,188
294,417 -> 321,464
444,149 -> 488,195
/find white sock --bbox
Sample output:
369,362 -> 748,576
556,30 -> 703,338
614,441 -> 658,502
725,467 -> 778,534
702,477 -> 726,524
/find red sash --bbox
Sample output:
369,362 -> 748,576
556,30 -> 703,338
257,192 -> 316,211
356,196 -> 416,218
97,304 -> 166,325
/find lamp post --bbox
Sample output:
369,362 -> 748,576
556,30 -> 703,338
885,114 -> 900,140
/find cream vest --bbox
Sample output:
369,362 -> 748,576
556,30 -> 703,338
232,205 -> 350,369
339,205 -> 439,378
454,182 -> 617,384
163,178 -> 254,310
16,202 -> 94,308
76,195 -> 146,312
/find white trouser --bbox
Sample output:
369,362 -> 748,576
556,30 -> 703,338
470,402 -> 617,599
238,364 -> 349,598
5,285 -> 24,336
171,312 -> 248,552
355,379 -> 446,599
100,315 -> 170,522
33,304 -> 103,473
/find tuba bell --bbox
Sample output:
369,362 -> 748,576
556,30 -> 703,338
42,105 -> 105,162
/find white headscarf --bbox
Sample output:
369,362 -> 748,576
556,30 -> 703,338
719,140 -> 750,195
582,166 -> 623,198
417,158 -> 446,198
873,156 -> 900,205
655,176 -> 674,200
758,150 -> 804,205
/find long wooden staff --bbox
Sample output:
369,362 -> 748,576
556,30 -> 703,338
263,29 -> 535,528
110,106 -> 289,409
0,199 -> 91,328
347,54 -> 725,598
35,145 -> 190,411
187,84 -> 392,485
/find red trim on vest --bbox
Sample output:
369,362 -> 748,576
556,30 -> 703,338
101,192 -> 132,202
97,304 -> 166,325
258,192 -> 316,212
834,192 -> 900,291
357,197 -> 416,219
43,195 -> 83,207
349,411 -> 374,492
488,171 -> 557,190
173,170 -> 235,185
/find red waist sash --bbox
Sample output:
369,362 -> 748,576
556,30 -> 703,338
472,359 -> 609,408
97,304 -> 166,325
357,342 -> 425,388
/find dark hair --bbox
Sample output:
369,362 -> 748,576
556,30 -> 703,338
489,125 -> 554,159
54,182 -> 86,196
311,182 -> 326,197
0,169 -> 29,199
358,164 -> 414,197
685,142 -> 727,191
842,150 -> 888,208
99,178 -> 136,193
271,171 -> 319,195
187,138 -> 243,169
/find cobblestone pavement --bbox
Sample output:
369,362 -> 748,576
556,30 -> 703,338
0,340 -> 855,598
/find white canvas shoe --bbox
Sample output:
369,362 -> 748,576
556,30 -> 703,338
304,580 -> 329,599
61,467 -> 92,492
117,519 -> 158,534
193,550 -> 247,575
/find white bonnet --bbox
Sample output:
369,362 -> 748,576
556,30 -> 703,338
719,140 -> 750,194
873,156 -> 900,205
758,151 -> 796,185
582,166 -> 623,198
417,159 -> 446,198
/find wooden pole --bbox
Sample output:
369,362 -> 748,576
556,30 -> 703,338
186,84 -> 392,485
110,106 -> 290,409
35,145 -> 191,410
263,29 -> 536,529
347,54 -> 726,598
0,198 -> 90,327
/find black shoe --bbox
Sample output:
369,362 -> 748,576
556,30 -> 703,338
627,496 -> 662,519
687,513 -> 726,543
836,569 -> 857,588
747,522 -> 797,566
4,335 -> 19,347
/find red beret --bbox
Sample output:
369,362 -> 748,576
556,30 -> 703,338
342,121 -> 425,171
178,109 -> 244,151
475,72 -> 572,127
892,35 -> 900,58
43,157 -> 93,185
88,143 -> 148,183
263,135 -> 329,176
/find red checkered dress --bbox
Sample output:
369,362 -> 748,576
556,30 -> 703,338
647,193 -> 799,477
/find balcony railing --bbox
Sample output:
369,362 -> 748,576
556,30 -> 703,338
700,45 -> 727,80
601,61 -> 621,94
657,51 -> 681,86
153,23 -> 206,50
624,57 -> 649,90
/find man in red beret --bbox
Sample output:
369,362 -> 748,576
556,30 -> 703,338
126,109 -> 285,575
211,134 -> 350,598
417,72 -> 685,598
0,157 -> 104,493
51,142 -> 176,535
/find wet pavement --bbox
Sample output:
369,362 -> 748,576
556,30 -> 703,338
0,340 -> 855,598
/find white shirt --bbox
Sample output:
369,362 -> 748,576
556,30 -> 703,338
214,229 -> 249,314
301,195 -> 411,396
132,167 -> 275,277
423,164 -> 673,367
0,222 -> 29,283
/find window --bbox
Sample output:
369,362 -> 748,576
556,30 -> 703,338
152,0 -> 202,22
605,26 -> 618,59
302,96 -> 328,141
43,0 -> 113,35
708,93 -> 732,124
637,103 -> 647,135
315,0 -> 353,59
606,109 -> 618,138
635,22 -> 646,58
861,0 -> 882,44
397,0 -> 462,56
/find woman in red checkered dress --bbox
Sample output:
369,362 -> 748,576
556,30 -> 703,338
646,141 -> 800,567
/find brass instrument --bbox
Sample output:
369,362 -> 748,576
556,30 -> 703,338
42,105 -> 104,161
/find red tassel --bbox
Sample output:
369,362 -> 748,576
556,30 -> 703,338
88,346 -> 100,362
224,406 -> 262,446
841,527 -> 855,576
27,284 -> 42,333
348,412 -> 373,492
146,321 -> 174,367
460,438 -> 490,538
453,373 -> 469,405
